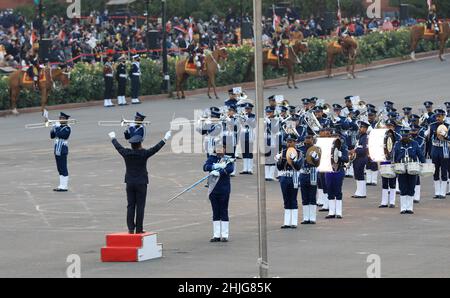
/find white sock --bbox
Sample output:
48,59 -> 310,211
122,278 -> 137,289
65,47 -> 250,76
389,189 -> 396,206
284,209 -> 291,226
328,200 -> 336,216
381,189 -> 389,206
309,205 -> 317,222
302,205 -> 309,222
291,209 -> 298,226
434,180 -> 441,197
336,200 -> 343,217
372,171 -> 378,184
414,185 -> 420,202
213,221 -> 221,238
221,221 -> 229,238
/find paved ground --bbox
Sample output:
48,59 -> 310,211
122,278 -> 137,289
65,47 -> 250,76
1,57 -> 450,278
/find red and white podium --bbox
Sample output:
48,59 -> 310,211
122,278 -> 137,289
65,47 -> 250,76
101,232 -> 162,262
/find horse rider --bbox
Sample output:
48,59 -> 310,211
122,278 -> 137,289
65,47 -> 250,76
271,25 -> 289,64
116,55 -> 128,106
427,109 -> 450,199
325,129 -> 349,219
427,4 -> 440,34
299,134 -> 320,224
338,20 -> 351,45
27,53 -> 42,91
103,55 -> 114,108
51,112 -> 72,192
203,143 -> 235,242
124,112 -> 147,142
275,133 -> 303,229
187,39 -> 205,73
129,54 -> 141,104
109,128 -> 171,234
351,120 -> 370,199
394,127 -> 425,215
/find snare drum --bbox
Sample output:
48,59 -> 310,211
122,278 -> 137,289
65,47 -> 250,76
406,162 -> 421,175
380,164 -> 396,178
394,163 -> 406,175
420,163 -> 435,177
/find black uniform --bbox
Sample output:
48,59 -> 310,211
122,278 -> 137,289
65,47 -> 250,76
111,138 -> 166,233
116,61 -> 127,98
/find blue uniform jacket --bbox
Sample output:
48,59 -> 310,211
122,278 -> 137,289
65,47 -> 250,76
355,133 -> 368,158
50,125 -> 71,156
203,155 -> 234,194
393,140 -> 425,163
124,125 -> 146,140
429,122 -> 450,159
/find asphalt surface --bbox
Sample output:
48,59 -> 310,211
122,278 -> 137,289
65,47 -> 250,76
1,57 -> 450,278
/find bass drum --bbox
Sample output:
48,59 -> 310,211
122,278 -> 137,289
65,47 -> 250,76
368,128 -> 396,162
315,137 -> 341,173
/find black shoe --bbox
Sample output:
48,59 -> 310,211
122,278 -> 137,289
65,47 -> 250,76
352,195 -> 366,199
319,208 -> 329,212
325,215 -> 336,219
389,204 -> 395,208
446,192 -> 450,195
220,238 -> 229,242
406,210 -> 414,214
413,200 -> 420,204
301,220 -> 310,225
433,195 -> 440,199
379,205 -> 388,208
128,230 -> 135,234
53,188 -> 68,192
400,211 -> 406,214
210,237 -> 221,242
290,225 -> 297,229
336,215 -> 343,219
317,204 -> 324,207
135,230 -> 146,234
281,225 -> 291,229
240,171 -> 248,175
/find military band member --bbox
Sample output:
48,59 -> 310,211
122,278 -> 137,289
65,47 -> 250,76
275,134 -> 303,228
197,107 -> 223,158
341,96 -> 354,118
130,54 -> 141,104
116,55 -> 128,106
203,144 -> 235,242
299,135 -> 320,224
410,125 -> 426,203
314,106 -> 331,128
317,128 -> 331,211
366,109 -> 379,186
109,130 -> 171,234
379,120 -> 399,208
445,102 -> 450,195
225,87 -> 241,108
222,105 -> 239,176
325,130 -> 349,219
239,103 -> 256,174
351,121 -> 369,199
423,101 -> 435,161
427,109 -> 450,199
103,55 -> 115,108
394,127 -> 425,214
124,112 -> 147,141
265,106 -> 278,181
401,107 -> 412,127
51,112 -> 72,192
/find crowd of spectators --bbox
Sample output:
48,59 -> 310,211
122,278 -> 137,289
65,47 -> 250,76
0,7 -> 416,68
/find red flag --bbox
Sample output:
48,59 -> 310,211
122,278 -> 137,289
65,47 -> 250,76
273,6 -> 280,30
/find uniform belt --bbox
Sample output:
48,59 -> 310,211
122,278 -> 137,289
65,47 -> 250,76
279,170 -> 295,177
105,74 -> 113,77
300,169 -> 312,174
119,74 -> 127,78
55,139 -> 68,146
132,73 -> 141,76
432,141 -> 445,147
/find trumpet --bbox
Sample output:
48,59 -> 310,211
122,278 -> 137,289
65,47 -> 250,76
98,118 -> 151,127
25,119 -> 77,129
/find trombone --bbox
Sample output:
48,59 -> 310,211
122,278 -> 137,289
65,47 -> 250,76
98,118 -> 151,127
25,119 -> 77,129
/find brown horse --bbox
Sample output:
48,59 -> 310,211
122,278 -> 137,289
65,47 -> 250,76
9,67 -> 70,115
175,47 -> 228,99
245,40 -> 309,89
410,22 -> 450,61
326,37 -> 359,79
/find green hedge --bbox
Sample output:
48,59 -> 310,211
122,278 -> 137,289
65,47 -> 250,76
1,28 -> 449,110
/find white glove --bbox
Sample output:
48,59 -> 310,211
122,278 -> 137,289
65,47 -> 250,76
289,152 -> 297,161
52,121 -> 61,128
440,130 -> 447,137
275,153 -> 282,162
210,170 -> 220,177
213,163 -> 226,170
338,151 -> 343,158
164,131 -> 172,141
311,151 -> 319,159
108,132 -> 116,139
